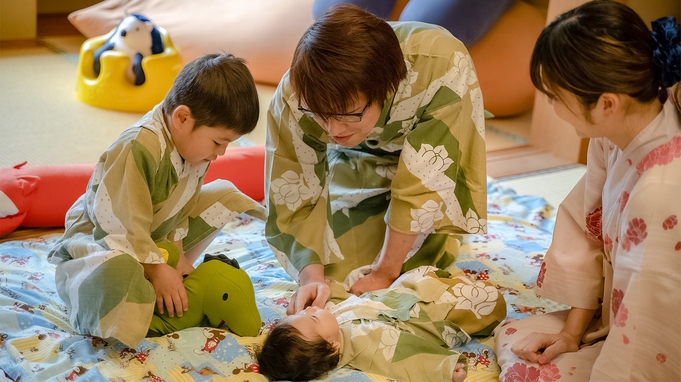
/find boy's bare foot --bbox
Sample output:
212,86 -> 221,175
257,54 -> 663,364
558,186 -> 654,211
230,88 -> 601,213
452,362 -> 467,382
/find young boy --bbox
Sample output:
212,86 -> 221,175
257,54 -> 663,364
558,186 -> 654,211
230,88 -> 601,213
47,53 -> 266,347
257,266 -> 507,381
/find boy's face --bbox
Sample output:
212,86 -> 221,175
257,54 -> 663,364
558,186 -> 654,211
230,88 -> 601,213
284,306 -> 341,346
169,106 -> 241,166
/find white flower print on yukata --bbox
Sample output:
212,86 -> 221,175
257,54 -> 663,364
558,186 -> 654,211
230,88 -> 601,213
378,325 -> 400,360
465,209 -> 487,234
394,60 -> 419,102
403,143 -> 454,188
448,277 -> 500,319
375,163 -> 397,180
271,170 -> 315,210
448,51 -> 478,99
410,200 -> 445,233
442,325 -> 470,348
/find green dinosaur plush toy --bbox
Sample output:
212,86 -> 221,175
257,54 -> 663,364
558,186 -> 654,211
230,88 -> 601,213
148,243 -> 262,337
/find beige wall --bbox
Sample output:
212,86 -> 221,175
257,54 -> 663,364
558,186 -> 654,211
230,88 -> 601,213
627,0 -> 681,25
0,0 -> 37,40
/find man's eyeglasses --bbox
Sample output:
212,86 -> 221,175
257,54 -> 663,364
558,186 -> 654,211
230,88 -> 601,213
298,100 -> 371,123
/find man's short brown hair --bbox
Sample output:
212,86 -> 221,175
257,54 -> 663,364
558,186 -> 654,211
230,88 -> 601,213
290,4 -> 407,120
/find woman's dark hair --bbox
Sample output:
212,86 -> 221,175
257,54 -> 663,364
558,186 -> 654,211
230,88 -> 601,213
256,322 -> 340,381
163,53 -> 259,134
290,4 -> 407,120
530,0 -> 664,112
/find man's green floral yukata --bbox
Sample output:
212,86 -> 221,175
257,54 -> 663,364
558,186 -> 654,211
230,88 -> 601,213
265,21 -> 488,283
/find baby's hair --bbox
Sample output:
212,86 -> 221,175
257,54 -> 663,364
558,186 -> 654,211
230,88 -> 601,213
256,321 -> 340,381
162,53 -> 259,134
530,0 -> 663,113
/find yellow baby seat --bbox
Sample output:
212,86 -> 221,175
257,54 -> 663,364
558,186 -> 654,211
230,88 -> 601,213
75,26 -> 183,113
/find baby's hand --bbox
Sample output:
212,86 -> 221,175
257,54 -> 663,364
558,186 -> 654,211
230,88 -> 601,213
143,263 -> 189,317
452,362 -> 467,382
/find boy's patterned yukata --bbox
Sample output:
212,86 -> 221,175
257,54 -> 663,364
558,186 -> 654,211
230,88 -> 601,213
495,100 -> 681,381
47,105 -> 266,347
265,21 -> 487,282
328,266 -> 506,381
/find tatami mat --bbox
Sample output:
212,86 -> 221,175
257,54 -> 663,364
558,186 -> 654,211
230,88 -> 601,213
0,38 -> 270,168
496,165 -> 587,208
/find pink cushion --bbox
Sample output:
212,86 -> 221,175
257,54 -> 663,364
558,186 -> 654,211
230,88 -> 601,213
68,0 -> 314,86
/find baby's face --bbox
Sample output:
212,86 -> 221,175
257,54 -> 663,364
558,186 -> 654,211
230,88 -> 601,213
284,306 -> 340,344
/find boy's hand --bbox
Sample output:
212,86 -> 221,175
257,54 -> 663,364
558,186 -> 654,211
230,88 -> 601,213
143,263 -> 189,317
175,255 -> 195,277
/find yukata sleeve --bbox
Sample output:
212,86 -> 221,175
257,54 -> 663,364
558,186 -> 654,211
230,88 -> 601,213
535,139 -> 608,309
90,132 -> 167,264
389,38 -> 488,237
348,321 -> 464,382
591,160 -> 681,381
265,74 -> 337,280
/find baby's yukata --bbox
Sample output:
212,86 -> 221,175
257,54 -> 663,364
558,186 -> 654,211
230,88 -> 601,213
265,21 -> 488,283
495,100 -> 681,380
48,105 -> 266,347
328,266 -> 507,381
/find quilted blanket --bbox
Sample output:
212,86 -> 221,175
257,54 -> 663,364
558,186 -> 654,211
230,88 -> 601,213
0,179 -> 567,381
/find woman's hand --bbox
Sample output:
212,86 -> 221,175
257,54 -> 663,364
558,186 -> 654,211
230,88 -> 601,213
143,262 -> 189,318
286,281 -> 331,315
511,331 -> 580,364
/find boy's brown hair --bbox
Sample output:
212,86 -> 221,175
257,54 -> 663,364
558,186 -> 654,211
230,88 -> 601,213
290,4 -> 407,120
256,322 -> 339,381
163,53 -> 259,134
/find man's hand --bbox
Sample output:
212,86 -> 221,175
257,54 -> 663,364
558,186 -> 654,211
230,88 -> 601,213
143,263 -> 188,318
348,270 -> 393,296
511,331 -> 580,364
287,281 -> 330,315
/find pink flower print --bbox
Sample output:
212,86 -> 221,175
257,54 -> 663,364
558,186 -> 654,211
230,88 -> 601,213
657,353 -> 667,363
623,335 -> 630,345
676,242 -> 681,251
614,303 -> 629,327
585,207 -> 603,242
626,159 -> 633,166
505,327 -> 517,335
604,234 -> 613,255
621,218 -> 648,252
619,191 -> 629,212
662,215 -> 678,230
636,136 -> 681,176
504,362 -> 542,382
539,363 -> 562,382
536,262 -> 547,288
612,289 -> 629,326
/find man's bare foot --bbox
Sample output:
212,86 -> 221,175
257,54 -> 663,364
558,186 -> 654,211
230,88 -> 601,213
452,362 -> 467,382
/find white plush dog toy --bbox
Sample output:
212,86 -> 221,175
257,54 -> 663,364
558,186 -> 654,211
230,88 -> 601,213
93,13 -> 164,86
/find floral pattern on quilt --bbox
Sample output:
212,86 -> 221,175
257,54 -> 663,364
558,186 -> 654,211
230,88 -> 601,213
0,179 -> 567,381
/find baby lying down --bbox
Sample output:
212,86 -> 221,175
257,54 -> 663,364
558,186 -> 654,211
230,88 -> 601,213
257,266 -> 507,381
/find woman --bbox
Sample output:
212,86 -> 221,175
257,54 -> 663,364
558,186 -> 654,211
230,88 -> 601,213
494,1 -> 681,380
265,4 -> 487,313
